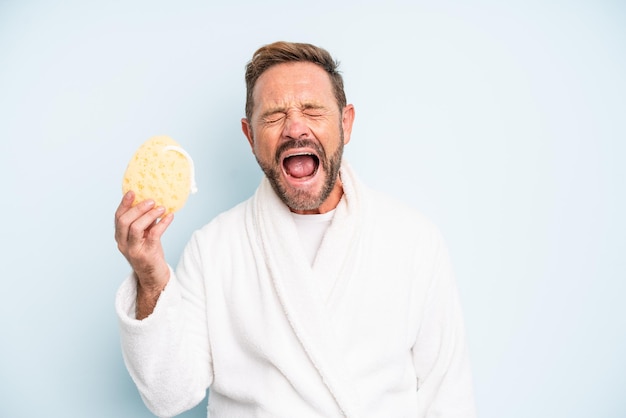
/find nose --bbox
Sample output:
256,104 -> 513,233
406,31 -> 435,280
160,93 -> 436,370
282,111 -> 311,140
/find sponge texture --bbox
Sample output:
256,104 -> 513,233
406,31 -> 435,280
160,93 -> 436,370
122,135 -> 195,214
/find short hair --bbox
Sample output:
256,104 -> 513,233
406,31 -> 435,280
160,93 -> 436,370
244,41 -> 347,121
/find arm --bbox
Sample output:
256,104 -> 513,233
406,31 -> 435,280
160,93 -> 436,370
114,192 -> 212,416
412,235 -> 477,418
114,191 -> 172,319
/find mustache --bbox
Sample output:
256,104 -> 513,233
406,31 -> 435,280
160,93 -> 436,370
274,139 -> 325,164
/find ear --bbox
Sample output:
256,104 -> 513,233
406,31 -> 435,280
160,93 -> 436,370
241,118 -> 254,150
341,104 -> 355,145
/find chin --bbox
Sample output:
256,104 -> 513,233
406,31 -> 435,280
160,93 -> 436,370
279,178 -> 331,212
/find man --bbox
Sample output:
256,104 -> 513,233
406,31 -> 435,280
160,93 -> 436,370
114,41 -> 476,417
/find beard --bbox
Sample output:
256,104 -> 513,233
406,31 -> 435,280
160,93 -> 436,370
255,133 -> 344,212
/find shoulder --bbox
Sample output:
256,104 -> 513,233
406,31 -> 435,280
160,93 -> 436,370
366,186 -> 439,233
190,198 -> 250,244
359,185 -> 449,261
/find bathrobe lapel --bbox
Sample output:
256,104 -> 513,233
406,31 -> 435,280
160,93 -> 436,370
246,164 -> 364,417
312,165 -> 364,307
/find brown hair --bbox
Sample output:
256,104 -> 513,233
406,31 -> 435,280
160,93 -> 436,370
244,41 -> 347,121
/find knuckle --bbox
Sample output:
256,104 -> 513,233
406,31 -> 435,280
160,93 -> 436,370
115,217 -> 129,234
129,223 -> 143,236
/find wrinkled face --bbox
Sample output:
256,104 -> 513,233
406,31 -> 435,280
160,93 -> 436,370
242,62 -> 355,214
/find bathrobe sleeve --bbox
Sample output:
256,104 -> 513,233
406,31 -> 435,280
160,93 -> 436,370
116,232 -> 213,418
411,232 -> 476,418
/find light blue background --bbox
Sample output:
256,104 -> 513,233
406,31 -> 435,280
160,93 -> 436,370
1,1 -> 624,417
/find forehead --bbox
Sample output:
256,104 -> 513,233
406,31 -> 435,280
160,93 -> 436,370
252,62 -> 336,111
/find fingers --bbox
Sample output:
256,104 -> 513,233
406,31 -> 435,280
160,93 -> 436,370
114,192 -> 172,252
147,212 -> 174,242
114,191 -> 136,244
115,193 -> 151,246
115,190 -> 135,218
127,205 -> 164,246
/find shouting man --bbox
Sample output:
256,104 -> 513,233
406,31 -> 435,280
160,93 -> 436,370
114,41 -> 476,417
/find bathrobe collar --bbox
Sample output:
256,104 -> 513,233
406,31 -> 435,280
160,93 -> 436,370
245,162 -> 366,417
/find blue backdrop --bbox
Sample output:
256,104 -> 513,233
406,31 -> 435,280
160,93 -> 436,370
1,0 -> 624,417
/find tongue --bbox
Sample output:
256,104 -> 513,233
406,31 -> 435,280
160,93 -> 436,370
284,155 -> 316,178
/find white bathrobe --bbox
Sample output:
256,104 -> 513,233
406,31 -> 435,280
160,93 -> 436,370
116,164 -> 476,418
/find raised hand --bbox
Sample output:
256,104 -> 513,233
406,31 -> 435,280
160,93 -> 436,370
115,191 -> 173,319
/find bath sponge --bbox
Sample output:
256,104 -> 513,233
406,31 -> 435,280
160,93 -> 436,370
122,135 -> 197,214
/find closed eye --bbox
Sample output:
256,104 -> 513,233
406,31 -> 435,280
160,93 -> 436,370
302,105 -> 328,119
303,111 -> 324,118
263,113 -> 286,124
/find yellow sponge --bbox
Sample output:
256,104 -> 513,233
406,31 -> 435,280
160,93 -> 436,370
122,135 -> 197,214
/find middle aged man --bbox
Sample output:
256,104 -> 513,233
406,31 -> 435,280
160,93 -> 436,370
114,41 -> 476,417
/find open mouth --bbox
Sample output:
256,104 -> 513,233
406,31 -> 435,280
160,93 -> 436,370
282,152 -> 320,179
